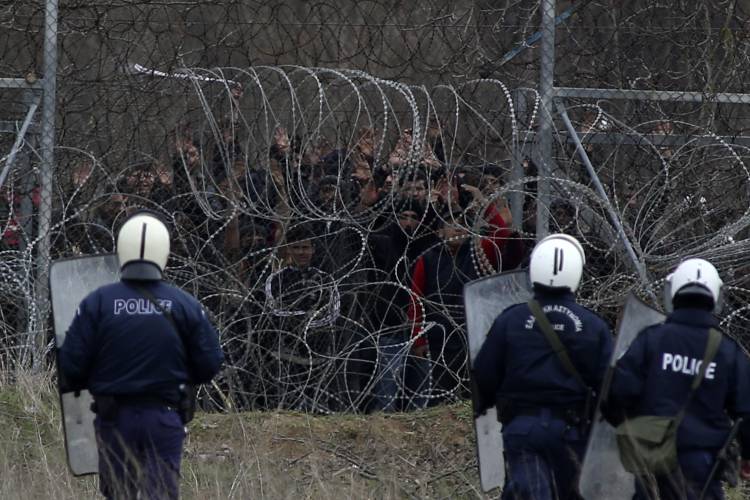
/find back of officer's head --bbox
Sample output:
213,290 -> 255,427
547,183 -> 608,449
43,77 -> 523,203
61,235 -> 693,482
667,258 -> 722,312
529,233 -> 585,293
116,211 -> 170,281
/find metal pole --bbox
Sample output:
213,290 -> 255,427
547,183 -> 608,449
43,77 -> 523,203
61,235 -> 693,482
494,0 -> 594,69
555,86 -> 750,104
0,78 -> 43,90
556,100 -> 652,288
35,0 -> 58,370
536,0 -> 556,240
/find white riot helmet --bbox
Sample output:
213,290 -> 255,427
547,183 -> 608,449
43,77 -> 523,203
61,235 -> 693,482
665,258 -> 723,312
529,233 -> 586,292
116,212 -> 170,281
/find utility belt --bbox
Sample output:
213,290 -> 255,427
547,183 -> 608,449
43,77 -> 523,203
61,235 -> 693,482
92,384 -> 196,424
91,394 -> 179,421
497,401 -> 591,429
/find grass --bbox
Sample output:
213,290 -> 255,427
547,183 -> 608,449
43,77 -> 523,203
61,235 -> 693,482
0,372 -> 484,499
180,404 -> 483,499
1,372 -> 747,499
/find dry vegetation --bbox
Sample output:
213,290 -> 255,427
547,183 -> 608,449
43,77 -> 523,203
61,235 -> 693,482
0,372 -> 484,499
180,404 -> 483,499
1,372 -> 748,499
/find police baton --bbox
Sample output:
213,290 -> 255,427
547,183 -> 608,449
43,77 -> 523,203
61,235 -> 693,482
699,417 -> 743,500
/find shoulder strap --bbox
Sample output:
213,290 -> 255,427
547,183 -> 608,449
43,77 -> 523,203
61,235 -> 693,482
691,328 -> 722,391
676,328 -> 722,423
129,282 -> 191,358
528,299 -> 590,390
131,284 -> 185,336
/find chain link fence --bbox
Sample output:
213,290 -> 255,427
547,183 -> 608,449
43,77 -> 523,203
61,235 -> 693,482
2,0 -> 750,412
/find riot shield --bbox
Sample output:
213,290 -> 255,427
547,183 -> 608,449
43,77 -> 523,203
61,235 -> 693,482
50,254 -> 120,476
464,270 -> 532,492
578,293 -> 665,499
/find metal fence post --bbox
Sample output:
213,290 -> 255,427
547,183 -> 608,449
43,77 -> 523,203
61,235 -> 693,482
536,0 -> 556,241
34,0 -> 58,370
556,100 -> 653,291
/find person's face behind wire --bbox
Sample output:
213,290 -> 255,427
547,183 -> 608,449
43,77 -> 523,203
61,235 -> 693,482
398,210 -> 419,236
402,179 -> 427,203
287,239 -> 315,268
128,170 -> 155,197
481,174 -> 500,195
318,184 -> 339,210
100,193 -> 128,221
181,144 -> 201,172
242,229 -> 267,254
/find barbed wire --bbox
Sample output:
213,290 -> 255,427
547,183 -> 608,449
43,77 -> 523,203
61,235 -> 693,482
3,1 -> 750,412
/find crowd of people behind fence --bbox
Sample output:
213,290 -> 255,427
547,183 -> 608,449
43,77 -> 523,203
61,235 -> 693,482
0,88 -> 619,413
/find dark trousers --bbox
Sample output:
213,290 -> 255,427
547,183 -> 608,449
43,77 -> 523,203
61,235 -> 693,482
95,405 -> 185,500
501,412 -> 586,500
634,450 -> 724,500
426,330 -> 469,403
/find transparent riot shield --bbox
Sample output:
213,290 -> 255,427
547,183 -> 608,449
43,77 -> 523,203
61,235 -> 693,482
578,293 -> 665,499
50,254 -> 120,476
464,270 -> 532,492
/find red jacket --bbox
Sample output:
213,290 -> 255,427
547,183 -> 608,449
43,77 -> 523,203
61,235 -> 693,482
408,204 -> 522,347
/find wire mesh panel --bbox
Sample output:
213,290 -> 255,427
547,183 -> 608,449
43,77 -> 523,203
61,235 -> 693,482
1,1 -> 750,414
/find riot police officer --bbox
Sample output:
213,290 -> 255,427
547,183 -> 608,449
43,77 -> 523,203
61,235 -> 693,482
59,212 -> 224,500
473,234 -> 613,500
607,258 -> 750,499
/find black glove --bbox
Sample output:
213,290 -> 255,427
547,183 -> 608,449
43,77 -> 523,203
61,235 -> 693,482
473,400 -> 493,419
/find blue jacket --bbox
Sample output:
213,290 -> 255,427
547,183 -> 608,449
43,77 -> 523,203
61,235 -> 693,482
59,279 -> 224,404
609,307 -> 750,455
473,287 -> 613,414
